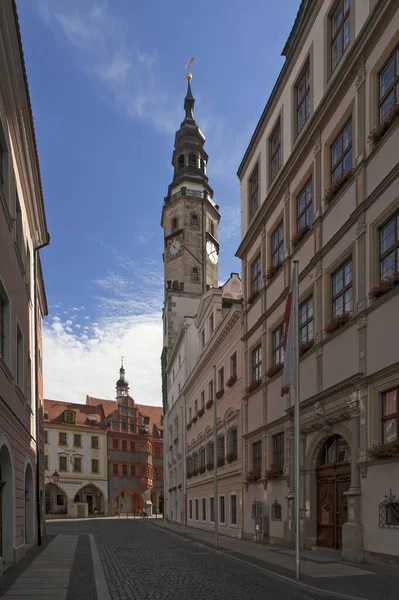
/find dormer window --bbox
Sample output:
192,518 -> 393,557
178,154 -> 185,170
188,153 -> 197,167
64,410 -> 75,424
44,411 -> 49,420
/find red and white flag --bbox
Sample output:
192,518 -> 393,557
281,267 -> 297,397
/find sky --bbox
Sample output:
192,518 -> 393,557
17,0 -> 300,407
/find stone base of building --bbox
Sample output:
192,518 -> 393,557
342,522 -> 364,563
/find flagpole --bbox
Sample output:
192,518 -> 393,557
293,260 -> 301,580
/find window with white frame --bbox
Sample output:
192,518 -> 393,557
382,388 -> 398,443
202,498 -> 206,521
219,495 -> 226,524
251,255 -> 261,292
297,179 -> 313,230
0,279 -> 10,364
272,325 -> 284,365
248,163 -> 259,219
296,62 -> 311,133
189,499 -> 193,520
210,497 -> 215,522
230,494 -> 237,525
271,221 -> 284,266
230,352 -> 237,379
378,44 -> 399,124
251,344 -> 262,382
379,212 -> 399,279
16,324 -> 23,389
195,499 -> 199,521
299,296 -> 313,344
218,367 -> 224,392
331,0 -> 351,73
332,259 -> 353,316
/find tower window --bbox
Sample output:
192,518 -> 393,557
191,213 -> 198,228
178,155 -> 185,170
192,267 -> 200,283
171,217 -> 178,232
188,153 -> 197,167
201,159 -> 206,172
210,221 -> 215,236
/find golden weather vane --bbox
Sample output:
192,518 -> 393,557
185,56 -> 195,81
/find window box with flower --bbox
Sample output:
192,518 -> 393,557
266,465 -> 284,480
172,486 -> 177,491
245,379 -> 261,395
206,399 -> 213,410
248,289 -> 260,305
226,375 -> 237,388
368,105 -> 399,150
226,451 -> 237,463
246,469 -> 261,483
369,273 -> 399,300
215,389 -> 224,400
266,364 -> 283,378
266,262 -> 282,282
368,439 -> 399,460
291,225 -> 311,249
324,311 -> 352,335
299,340 -> 314,356
206,461 -> 214,471
198,407 -> 205,418
323,170 -> 354,206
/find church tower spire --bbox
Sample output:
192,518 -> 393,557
116,357 -> 129,402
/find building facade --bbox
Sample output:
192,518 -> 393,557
0,0 -> 49,571
44,401 -> 108,518
87,364 -> 164,516
185,275 -> 243,538
236,0 -> 399,562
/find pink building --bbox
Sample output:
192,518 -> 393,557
0,0 -> 49,572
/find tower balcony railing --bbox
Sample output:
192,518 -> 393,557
164,187 -> 211,204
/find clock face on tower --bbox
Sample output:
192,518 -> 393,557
206,240 -> 218,264
166,233 -> 184,261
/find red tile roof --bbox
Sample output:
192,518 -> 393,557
44,399 -> 106,430
86,395 -> 163,432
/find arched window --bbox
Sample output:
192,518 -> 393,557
64,410 -> 75,424
178,155 -> 185,170
317,435 -> 349,466
188,153 -> 197,167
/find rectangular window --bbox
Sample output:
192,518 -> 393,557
208,379 -> 213,403
113,438 -> 119,450
219,496 -> 226,524
210,497 -> 215,522
92,459 -> 99,474
74,434 -> 82,447
248,163 -> 259,219
230,352 -> 237,379
209,313 -> 214,335
131,465 -> 136,477
379,45 -> 399,123
192,267 -> 199,283
15,193 -> 24,259
59,432 -> 67,446
229,427 -> 238,460
332,259 -> 353,316
188,407 -> 192,422
270,121 -> 281,181
191,213 -> 198,227
217,435 -> 225,461
195,499 -> 199,521
297,179 -> 313,230
44,430 -> 48,444
26,245 -> 31,293
230,494 -> 238,525
202,498 -> 206,521
331,119 -> 352,183
16,324 -> 23,389
272,325 -> 284,365
379,213 -> 399,278
122,464 -> 128,476
59,456 -> 67,471
271,221 -> 284,266
91,436 -> 99,449
382,388 -> 398,443
297,63 -> 311,133
130,441 -> 135,452
44,455 -> 49,470
73,456 -> 82,472
0,281 -> 10,362
206,442 -> 214,466
199,447 -> 206,469
189,499 -> 193,520
122,440 -> 127,451
273,432 -> 285,468
251,255 -> 262,292
251,344 -> 262,382
218,367 -> 224,391
201,329 -> 205,349
140,442 -> 146,453
252,440 -> 262,473
299,296 -> 314,344
331,0 -> 351,72
113,463 -> 118,475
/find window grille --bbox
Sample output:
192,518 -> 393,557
271,499 -> 282,521
379,489 -> 399,528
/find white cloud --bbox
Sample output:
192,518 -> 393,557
43,249 -> 164,406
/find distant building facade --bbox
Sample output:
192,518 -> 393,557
0,0 -> 49,571
236,0 -> 399,562
44,400 -> 108,518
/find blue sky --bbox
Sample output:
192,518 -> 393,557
17,0 -> 300,405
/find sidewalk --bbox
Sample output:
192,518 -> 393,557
148,519 -> 399,600
0,534 -> 109,600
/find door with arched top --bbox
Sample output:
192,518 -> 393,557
316,435 -> 351,549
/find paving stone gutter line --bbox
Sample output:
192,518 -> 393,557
146,519 -> 399,600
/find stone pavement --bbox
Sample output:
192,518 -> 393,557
148,518 -> 399,600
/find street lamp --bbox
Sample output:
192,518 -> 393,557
52,470 -> 60,485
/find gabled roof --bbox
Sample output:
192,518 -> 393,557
86,395 -> 164,434
44,399 -> 106,430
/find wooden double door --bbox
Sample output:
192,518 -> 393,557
316,435 -> 351,550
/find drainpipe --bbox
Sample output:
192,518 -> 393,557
34,234 -> 50,546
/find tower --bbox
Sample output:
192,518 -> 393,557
116,358 -> 129,403
160,71 -> 221,410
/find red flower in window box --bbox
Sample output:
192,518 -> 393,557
245,379 -> 261,394
248,289 -> 260,304
246,469 -> 261,482
266,364 -> 283,378
368,105 -> 399,149
215,389 -> 224,400
206,399 -> 213,410
368,439 -> 399,460
266,262 -> 282,282
291,225 -> 310,249
226,375 -> 237,387
324,311 -> 352,334
266,465 -> 284,480
197,407 -> 205,418
369,273 -> 399,299
323,170 -> 353,205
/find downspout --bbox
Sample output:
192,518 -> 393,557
34,234 -> 50,546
